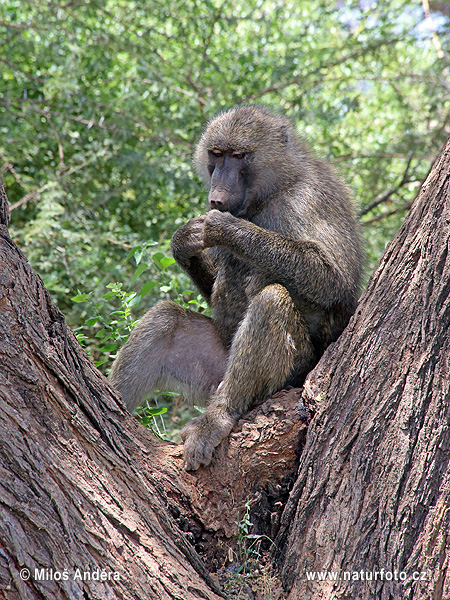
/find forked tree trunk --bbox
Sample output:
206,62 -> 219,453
0,137 -> 449,600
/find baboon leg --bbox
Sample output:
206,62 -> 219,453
181,284 -> 316,470
109,300 -> 227,413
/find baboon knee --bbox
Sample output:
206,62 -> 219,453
253,284 -> 292,311
246,284 -> 298,331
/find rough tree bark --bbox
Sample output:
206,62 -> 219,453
0,136 -> 449,600
276,138 -> 450,599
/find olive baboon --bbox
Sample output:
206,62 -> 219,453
109,105 -> 363,471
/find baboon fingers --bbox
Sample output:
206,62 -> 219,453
181,410 -> 234,471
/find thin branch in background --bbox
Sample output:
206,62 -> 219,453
0,19 -> 36,30
9,149 -> 111,211
361,202 -> 413,225
0,156 -> 26,189
39,109 -> 65,175
138,78 -> 207,107
359,154 -> 418,217
0,56 -> 46,84
195,0 -> 229,89
61,252 -> 74,287
104,237 -> 133,249
246,35 -> 402,102
58,148 -> 111,178
9,184 -> 50,211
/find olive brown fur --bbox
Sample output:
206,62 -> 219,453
109,104 -> 363,471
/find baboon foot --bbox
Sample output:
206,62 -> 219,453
180,410 -> 234,471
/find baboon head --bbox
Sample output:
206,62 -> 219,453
194,105 -> 308,218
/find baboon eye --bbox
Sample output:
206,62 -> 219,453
232,151 -> 246,159
211,149 -> 223,157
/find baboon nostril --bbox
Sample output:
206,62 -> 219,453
209,198 -> 223,208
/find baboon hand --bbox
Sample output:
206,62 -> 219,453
180,409 -> 235,471
171,215 -> 208,266
203,209 -> 239,247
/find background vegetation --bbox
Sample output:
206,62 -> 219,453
1,0 -> 449,426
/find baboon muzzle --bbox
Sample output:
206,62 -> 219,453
209,156 -> 245,213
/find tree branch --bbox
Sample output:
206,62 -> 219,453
359,153 -> 417,217
361,201 -> 413,225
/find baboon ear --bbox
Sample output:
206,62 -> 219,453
280,125 -> 289,145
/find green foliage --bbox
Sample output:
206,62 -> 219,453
70,238 -> 206,438
1,0 -> 449,320
217,500 -> 282,599
135,404 -> 170,441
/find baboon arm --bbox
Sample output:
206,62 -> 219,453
171,219 -> 217,303
177,252 -> 216,304
205,211 -> 350,308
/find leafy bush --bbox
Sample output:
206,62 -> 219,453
2,0 -> 449,315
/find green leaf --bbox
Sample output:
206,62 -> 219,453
160,257 -> 176,268
94,359 -> 109,367
152,252 -> 175,270
103,291 -> 118,300
85,317 -> 101,326
145,407 -> 168,416
130,263 -> 148,285
99,343 -> 117,353
125,246 -> 140,262
139,281 -> 158,297
71,293 -> 90,303
128,295 -> 142,308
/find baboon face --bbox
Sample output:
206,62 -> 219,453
206,148 -> 251,216
194,105 -> 301,219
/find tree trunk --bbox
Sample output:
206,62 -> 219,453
0,136 -> 449,600
276,138 -> 450,599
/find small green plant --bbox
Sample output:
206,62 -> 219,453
135,403 -> 169,440
216,501 -> 286,599
217,500 -> 283,599
72,280 -> 141,366
71,240 -> 174,368
234,500 -> 263,574
72,240 -> 209,368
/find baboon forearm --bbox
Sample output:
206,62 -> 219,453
213,220 -> 349,307
177,253 -> 216,304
